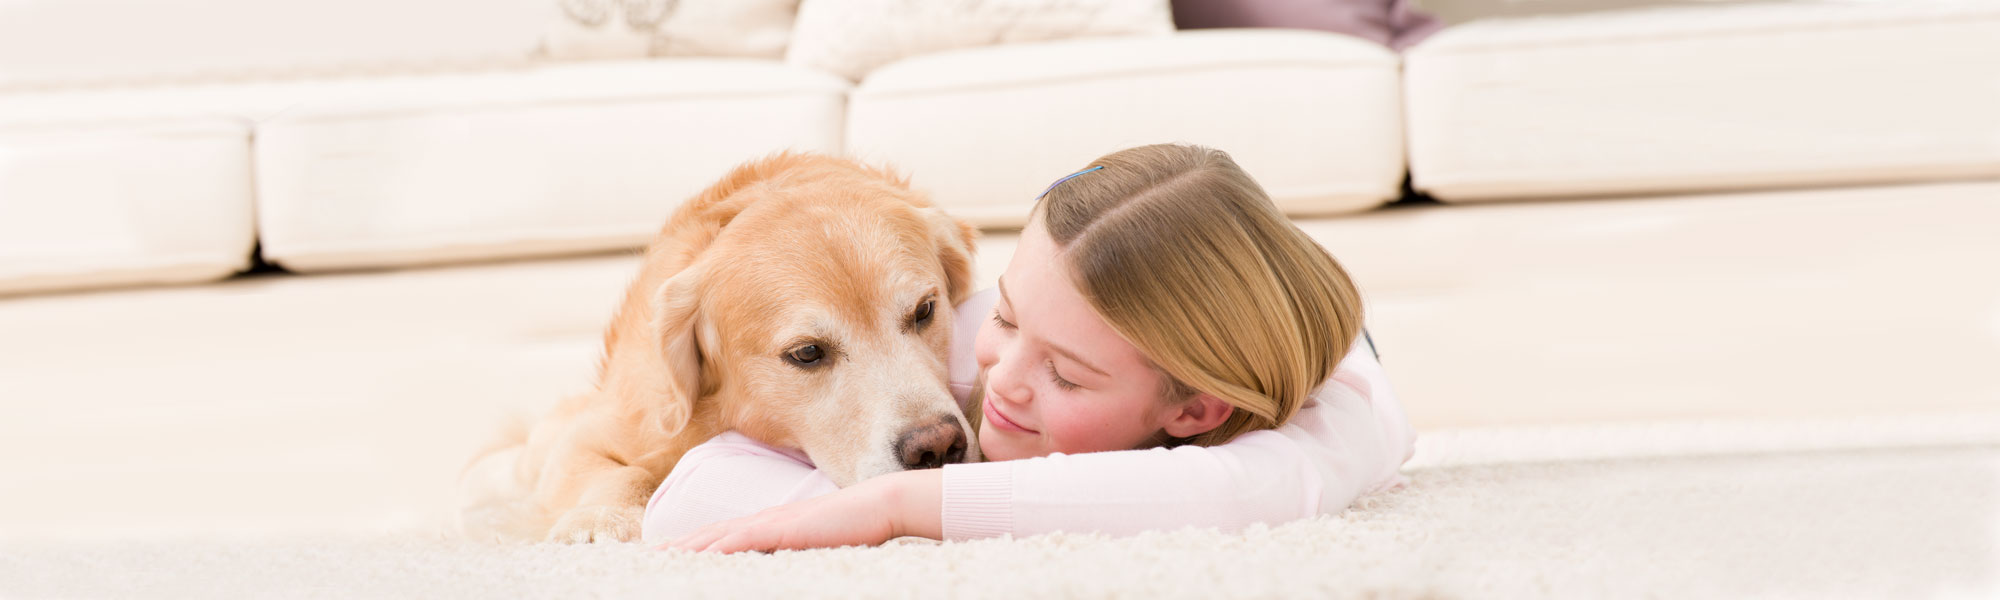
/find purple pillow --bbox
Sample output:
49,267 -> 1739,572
1172,0 -> 1443,51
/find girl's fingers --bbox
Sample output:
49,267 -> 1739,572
664,522 -> 730,552
661,503 -> 814,553
704,530 -> 766,554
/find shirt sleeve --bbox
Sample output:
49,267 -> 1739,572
638,432 -> 840,545
939,336 -> 1417,540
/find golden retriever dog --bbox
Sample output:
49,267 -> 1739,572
456,153 -> 980,543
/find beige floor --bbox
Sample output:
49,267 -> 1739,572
1309,181 -> 2000,427
1,180 -> 1996,542
6,442 -> 1993,598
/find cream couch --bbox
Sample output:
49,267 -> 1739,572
1404,1 -> 2000,200
2,0 -> 1998,296
0,0 -> 850,291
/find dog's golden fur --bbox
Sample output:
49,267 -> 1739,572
457,153 -> 978,542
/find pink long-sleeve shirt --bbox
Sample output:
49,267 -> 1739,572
640,289 -> 1415,545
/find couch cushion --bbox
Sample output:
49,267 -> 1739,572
848,29 -> 1406,227
252,60 -> 849,271
0,76 -> 343,296
1404,1 -> 2000,201
0,0 -> 548,91
0,120 -> 255,296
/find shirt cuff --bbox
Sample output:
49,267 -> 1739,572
941,461 -> 1014,541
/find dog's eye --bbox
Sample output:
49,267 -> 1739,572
786,344 -> 825,367
911,300 -> 935,327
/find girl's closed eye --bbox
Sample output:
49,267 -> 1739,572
1045,362 -> 1080,391
992,310 -> 1016,329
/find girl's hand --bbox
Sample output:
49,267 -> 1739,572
659,468 -> 943,554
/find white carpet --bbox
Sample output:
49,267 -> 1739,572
4,416 -> 1996,599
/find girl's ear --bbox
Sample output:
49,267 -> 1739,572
1161,393 -> 1235,439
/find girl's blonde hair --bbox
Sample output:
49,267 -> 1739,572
1034,144 -> 1364,447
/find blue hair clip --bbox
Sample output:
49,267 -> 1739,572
1037,165 -> 1104,198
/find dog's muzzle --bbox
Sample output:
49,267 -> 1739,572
894,416 -> 968,470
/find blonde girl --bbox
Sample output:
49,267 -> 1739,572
647,144 -> 1414,551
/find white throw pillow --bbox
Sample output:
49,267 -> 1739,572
787,0 -> 1174,80
543,0 -> 658,60
544,0 -> 799,60
653,0 -> 799,58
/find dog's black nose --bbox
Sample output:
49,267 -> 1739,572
895,420 -> 968,470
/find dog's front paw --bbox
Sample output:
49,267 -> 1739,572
547,505 -> 643,544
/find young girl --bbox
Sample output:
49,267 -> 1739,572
645,144 -> 1414,552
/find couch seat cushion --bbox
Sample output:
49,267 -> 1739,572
1404,1 -> 2000,201
248,60 -> 849,271
848,29 -> 1407,227
0,116 -> 255,295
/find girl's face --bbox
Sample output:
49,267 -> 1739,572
972,219 -> 1180,461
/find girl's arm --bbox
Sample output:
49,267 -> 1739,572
666,340 -> 1414,552
942,347 -> 1411,540
639,431 -> 838,545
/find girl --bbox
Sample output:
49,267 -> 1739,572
646,144 -> 1414,552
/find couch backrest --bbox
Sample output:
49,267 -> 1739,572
1414,0 -> 1759,24
0,0 -> 552,90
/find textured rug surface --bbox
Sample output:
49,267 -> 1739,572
3,420 -> 1996,599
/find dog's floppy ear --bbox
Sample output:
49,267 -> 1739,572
649,262 -> 708,437
925,207 -> 979,305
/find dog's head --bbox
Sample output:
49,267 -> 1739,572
651,155 -> 980,486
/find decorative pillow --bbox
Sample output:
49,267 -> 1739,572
544,0 -> 799,60
653,0 -> 799,58
787,0 -> 1176,81
1170,0 -> 1443,51
544,0 -> 660,60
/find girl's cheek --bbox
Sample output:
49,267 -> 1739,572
1038,404 -> 1072,448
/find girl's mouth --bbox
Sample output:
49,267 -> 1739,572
983,397 -> 1038,434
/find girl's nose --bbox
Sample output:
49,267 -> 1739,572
985,342 -> 1033,405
